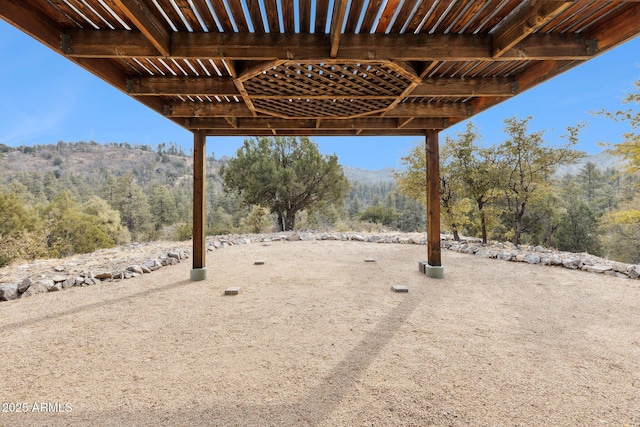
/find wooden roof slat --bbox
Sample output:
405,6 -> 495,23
358,0 -> 385,34
245,0 -> 265,33
226,0 -> 250,32
314,0 -> 331,33
171,0 -> 206,31
189,0 -> 221,31
299,0 -> 312,33
263,0 -> 280,32
207,0 -> 235,32
375,0 -> 402,33
345,0 -> 366,33
281,0 -> 295,33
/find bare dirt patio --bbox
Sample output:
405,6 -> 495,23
1,240 -> 639,426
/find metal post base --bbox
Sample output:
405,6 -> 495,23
190,267 -> 208,281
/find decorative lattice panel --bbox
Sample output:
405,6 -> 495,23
243,61 -> 416,118
253,98 -> 393,118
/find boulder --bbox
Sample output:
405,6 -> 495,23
18,278 -> 32,293
627,265 -> 640,280
523,254 -> 541,265
21,280 -> 49,298
0,283 -> 19,301
287,233 -> 301,241
51,275 -> 67,283
583,264 -> 613,274
94,271 -> 113,280
62,278 -> 75,289
126,265 -> 144,275
47,281 -> 63,292
562,258 -> 581,270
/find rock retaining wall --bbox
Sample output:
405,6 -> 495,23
2,232 -> 638,303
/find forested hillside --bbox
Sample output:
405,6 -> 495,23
0,141 -> 420,267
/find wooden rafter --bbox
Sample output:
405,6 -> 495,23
108,0 -> 170,56
329,0 -> 349,58
491,0 -> 574,58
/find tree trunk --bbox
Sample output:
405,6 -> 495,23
284,211 -> 296,231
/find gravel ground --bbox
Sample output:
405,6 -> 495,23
1,240 -> 639,426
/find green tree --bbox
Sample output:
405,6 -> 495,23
495,117 -> 583,245
359,205 -> 399,226
221,136 -> 349,231
599,78 -> 640,173
554,199 -> 602,255
82,196 -> 131,244
43,192 -> 116,257
395,140 -> 471,241
112,172 -> 152,237
446,122 -> 499,243
148,183 -> 179,231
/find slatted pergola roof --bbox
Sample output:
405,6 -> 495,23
3,0 -> 640,137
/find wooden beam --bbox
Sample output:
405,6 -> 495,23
586,3 -> 640,52
165,102 -> 254,117
0,0 -> 63,52
200,129 -> 432,136
109,0 -> 170,56
409,77 -> 517,97
62,29 -> 158,57
329,0 -> 349,58
170,100 -> 470,118
425,129 -> 441,268
191,130 -> 207,279
127,76 -> 239,96
492,1 -> 574,58
184,117 -> 448,130
61,31 -> 596,61
386,102 -> 472,118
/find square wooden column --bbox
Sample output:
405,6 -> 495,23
190,130 -> 207,281
423,129 -> 444,278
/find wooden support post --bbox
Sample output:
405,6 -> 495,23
424,129 -> 444,278
190,129 -> 207,281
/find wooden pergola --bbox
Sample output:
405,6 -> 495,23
3,0 -> 640,279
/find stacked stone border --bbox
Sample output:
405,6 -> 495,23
2,232 -> 639,302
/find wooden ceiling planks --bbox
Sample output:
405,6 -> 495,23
1,0 -> 640,136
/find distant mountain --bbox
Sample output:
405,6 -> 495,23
555,150 -> 624,176
343,166 -> 398,183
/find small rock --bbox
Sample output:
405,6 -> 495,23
583,264 -> 613,274
225,287 -> 241,295
53,265 -> 66,272
287,233 -> 301,241
627,265 -> 640,279
62,278 -> 75,289
47,281 -> 63,292
51,275 -> 67,283
523,254 -> 541,265
0,283 -> 19,301
126,265 -> 144,275
167,251 -> 181,260
351,234 -> 365,242
94,272 -> 113,280
562,258 -> 581,270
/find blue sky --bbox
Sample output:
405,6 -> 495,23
0,20 -> 639,170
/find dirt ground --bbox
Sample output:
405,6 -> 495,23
1,240 -> 639,426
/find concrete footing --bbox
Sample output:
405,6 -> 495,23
190,268 -> 208,281
419,261 -> 444,279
